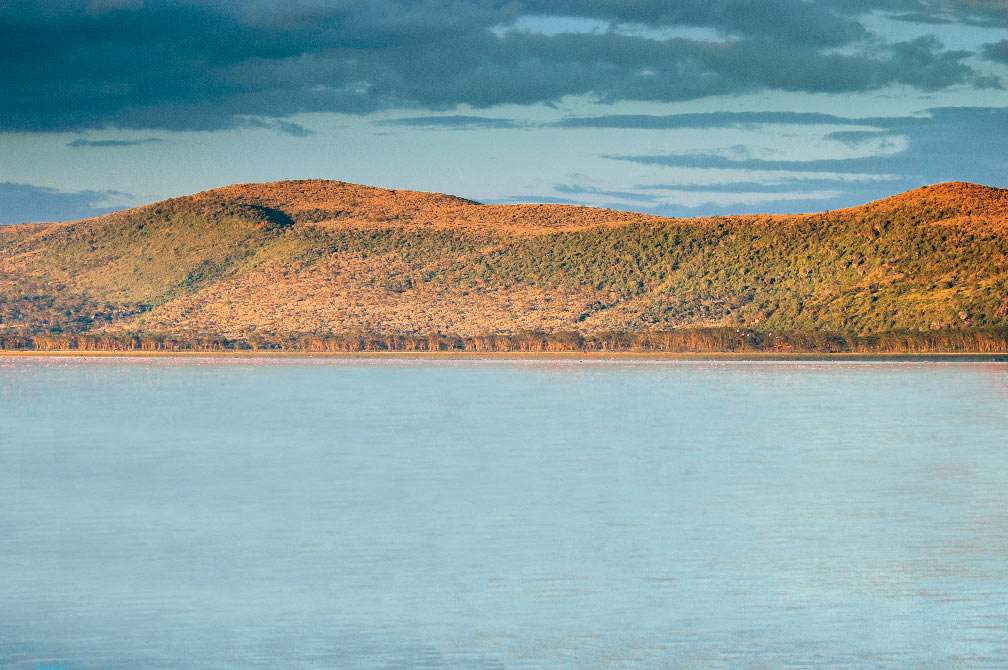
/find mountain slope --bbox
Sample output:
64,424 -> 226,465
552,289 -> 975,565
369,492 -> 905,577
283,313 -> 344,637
2,179 -> 1007,350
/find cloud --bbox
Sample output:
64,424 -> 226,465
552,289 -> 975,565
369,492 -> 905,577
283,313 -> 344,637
0,1 -> 992,132
636,177 -> 905,193
606,154 -> 889,171
548,181 -> 855,216
553,184 -> 660,202
495,195 -> 589,206
944,0 -> 1008,27
605,106 -> 1008,193
889,12 -> 955,25
520,0 -> 870,46
982,39 -> 1008,63
551,111 -> 866,129
820,1 -> 1008,27
0,183 -> 126,225
500,105 -> 1005,216
822,130 -> 910,155
377,115 -> 522,129
66,137 -> 163,147
502,188 -> 863,218
546,168 -> 915,217
236,118 -> 316,137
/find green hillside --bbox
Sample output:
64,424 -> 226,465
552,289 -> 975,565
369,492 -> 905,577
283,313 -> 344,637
2,179 -> 1007,352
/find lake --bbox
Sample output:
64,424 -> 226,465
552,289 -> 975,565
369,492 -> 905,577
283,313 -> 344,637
2,357 -> 1007,669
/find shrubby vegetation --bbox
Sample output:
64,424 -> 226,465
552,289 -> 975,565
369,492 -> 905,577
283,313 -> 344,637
5,328 -> 1007,354
2,179 -> 1007,353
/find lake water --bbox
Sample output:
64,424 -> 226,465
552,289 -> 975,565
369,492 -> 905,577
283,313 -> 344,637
2,357 -> 1008,669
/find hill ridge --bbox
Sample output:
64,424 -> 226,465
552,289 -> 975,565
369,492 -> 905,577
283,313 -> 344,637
2,180 -> 1007,352
14,179 -> 1008,230
848,181 -> 1008,215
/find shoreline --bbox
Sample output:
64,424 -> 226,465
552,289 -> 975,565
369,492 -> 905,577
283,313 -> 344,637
3,349 -> 1008,362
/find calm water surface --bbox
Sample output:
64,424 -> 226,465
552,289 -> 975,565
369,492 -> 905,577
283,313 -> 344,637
2,357 -> 1008,669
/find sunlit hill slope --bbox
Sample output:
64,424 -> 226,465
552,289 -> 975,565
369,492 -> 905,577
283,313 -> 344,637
2,179 -> 1007,352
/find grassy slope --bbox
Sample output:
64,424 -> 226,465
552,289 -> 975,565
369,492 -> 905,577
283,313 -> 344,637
2,179 -> 1007,341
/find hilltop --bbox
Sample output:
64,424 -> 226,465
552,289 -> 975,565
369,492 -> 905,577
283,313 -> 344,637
2,179 -> 1007,352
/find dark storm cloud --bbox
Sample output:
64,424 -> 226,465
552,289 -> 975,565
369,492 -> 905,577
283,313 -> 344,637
377,116 -> 523,129
66,137 -> 163,147
0,0 -> 992,132
524,0 -> 872,46
606,106 -> 1008,190
943,0 -> 1008,27
819,0 -> 1008,26
983,40 -> 1008,64
0,182 -> 124,225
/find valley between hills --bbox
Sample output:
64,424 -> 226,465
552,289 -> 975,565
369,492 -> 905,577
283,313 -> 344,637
2,179 -> 1007,353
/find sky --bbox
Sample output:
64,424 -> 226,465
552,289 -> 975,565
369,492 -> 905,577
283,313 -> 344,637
2,0 -> 1007,224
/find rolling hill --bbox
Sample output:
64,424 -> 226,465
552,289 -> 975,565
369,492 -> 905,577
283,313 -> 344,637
2,179 -> 1007,352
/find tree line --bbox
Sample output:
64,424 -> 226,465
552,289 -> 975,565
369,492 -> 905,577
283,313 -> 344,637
2,327 -> 1007,354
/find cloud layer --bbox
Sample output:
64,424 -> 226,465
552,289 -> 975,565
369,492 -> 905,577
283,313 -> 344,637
1,0 -> 1001,132
605,106 -> 1008,187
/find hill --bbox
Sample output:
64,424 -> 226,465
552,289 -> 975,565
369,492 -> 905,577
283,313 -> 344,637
2,179 -> 1007,353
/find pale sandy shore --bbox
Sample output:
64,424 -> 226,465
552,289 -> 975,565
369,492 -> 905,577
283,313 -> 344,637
2,349 -> 1007,362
